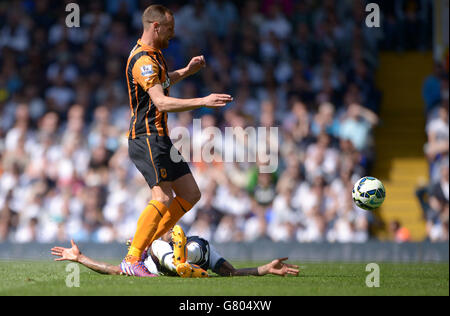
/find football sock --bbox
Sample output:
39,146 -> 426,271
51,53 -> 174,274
127,200 -> 168,262
151,196 -> 193,242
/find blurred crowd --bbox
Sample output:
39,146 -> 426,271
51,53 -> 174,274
419,61 -> 449,242
0,0 -> 432,244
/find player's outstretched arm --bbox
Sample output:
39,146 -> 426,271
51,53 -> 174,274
148,84 -> 233,112
51,240 -> 122,275
257,257 -> 300,276
169,55 -> 206,85
217,257 -> 299,277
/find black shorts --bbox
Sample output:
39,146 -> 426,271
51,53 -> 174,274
128,135 -> 191,188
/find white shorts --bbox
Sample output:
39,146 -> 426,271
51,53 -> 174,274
144,240 -> 172,276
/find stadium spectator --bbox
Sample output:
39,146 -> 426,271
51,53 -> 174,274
0,190 -> 18,242
423,62 -> 446,114
394,0 -> 431,51
268,179 -> 300,242
420,56 -> 449,242
425,104 -> 449,182
174,0 -> 211,50
389,220 -> 412,243
0,11 -> 30,53
424,161 -> 449,242
338,103 -> 379,153
205,0 -> 239,38
327,194 -> 370,243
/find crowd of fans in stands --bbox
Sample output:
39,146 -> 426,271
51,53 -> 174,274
0,0 -> 436,243
420,61 -> 449,242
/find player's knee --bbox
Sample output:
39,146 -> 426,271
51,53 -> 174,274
151,184 -> 174,207
179,188 -> 201,206
153,195 -> 173,208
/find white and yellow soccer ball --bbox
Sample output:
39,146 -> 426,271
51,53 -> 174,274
352,176 -> 386,211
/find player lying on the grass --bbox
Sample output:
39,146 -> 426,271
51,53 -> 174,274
51,225 -> 299,278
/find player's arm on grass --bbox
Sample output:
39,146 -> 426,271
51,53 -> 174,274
51,240 -> 122,275
169,55 -> 205,85
148,84 -> 233,112
217,257 -> 299,277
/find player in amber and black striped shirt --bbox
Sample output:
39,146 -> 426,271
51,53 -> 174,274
122,4 -> 233,277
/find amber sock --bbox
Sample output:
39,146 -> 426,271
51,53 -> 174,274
127,200 -> 168,261
151,196 -> 193,242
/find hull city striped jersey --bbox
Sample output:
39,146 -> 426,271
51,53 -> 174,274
126,39 -> 170,139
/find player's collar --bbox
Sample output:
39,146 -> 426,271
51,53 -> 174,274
137,39 -> 161,53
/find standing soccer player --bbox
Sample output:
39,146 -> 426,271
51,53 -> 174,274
121,4 -> 233,276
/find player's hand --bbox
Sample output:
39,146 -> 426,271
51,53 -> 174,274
203,93 -> 233,108
266,257 -> 299,276
51,239 -> 81,262
186,55 -> 206,75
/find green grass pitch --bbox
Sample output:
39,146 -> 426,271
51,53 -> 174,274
0,260 -> 448,296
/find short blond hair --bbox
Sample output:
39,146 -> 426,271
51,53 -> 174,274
142,4 -> 173,30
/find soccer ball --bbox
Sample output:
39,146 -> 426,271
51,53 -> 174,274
352,176 -> 386,211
